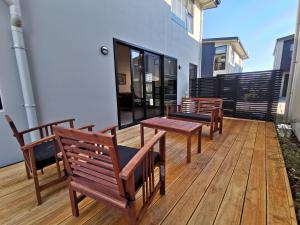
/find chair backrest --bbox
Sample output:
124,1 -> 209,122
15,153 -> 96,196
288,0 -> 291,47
5,115 -> 25,146
181,98 -> 199,113
53,126 -> 125,197
182,98 -> 223,113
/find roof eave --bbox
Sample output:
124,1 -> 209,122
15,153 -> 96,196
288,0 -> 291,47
199,0 -> 221,10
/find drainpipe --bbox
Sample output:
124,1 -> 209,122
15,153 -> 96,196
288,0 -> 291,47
285,0 -> 300,120
4,0 -> 39,140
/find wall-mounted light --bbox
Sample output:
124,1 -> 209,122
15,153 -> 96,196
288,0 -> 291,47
100,46 -> 109,55
178,65 -> 181,70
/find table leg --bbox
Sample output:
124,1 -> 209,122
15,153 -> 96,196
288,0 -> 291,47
198,126 -> 202,153
141,124 -> 144,147
187,135 -> 191,163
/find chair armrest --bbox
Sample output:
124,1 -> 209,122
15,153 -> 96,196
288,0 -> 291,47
21,135 -> 55,151
77,124 -> 95,131
96,125 -> 118,134
20,118 -> 75,135
119,131 -> 166,180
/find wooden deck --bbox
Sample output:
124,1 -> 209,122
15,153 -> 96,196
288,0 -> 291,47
0,118 -> 297,225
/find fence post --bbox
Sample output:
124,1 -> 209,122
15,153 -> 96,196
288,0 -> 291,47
267,71 -> 277,121
233,76 -> 239,117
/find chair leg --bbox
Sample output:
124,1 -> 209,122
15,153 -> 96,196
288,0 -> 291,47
55,158 -> 62,178
127,203 -> 137,225
25,163 -> 31,179
160,163 -> 166,195
219,118 -> 223,134
69,188 -> 79,217
32,168 -> 42,205
210,124 -> 214,140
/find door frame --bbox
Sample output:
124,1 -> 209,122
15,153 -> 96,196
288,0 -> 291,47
113,38 -> 166,129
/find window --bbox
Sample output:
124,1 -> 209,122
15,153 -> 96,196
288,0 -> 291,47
187,0 -> 194,33
290,43 -> 294,52
214,46 -> 227,71
189,63 -> 197,80
171,0 -> 194,32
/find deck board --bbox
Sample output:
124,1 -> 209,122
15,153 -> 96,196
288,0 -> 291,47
0,118 -> 296,225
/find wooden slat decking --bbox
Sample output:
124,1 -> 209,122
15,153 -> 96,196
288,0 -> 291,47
0,118 -> 297,225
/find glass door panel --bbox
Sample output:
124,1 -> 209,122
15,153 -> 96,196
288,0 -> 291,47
130,49 -> 145,122
164,56 -> 177,106
144,52 -> 162,118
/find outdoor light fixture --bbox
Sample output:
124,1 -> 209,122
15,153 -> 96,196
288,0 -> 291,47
178,65 -> 181,70
100,46 -> 109,55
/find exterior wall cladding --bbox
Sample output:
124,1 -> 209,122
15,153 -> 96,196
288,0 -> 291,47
200,43 -> 215,77
0,0 -> 205,166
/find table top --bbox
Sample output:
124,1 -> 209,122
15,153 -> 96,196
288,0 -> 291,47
140,117 -> 202,134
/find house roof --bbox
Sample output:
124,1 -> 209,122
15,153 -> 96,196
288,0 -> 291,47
198,0 -> 221,10
203,37 -> 249,59
276,34 -> 294,42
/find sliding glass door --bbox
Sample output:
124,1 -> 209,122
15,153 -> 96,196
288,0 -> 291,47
114,41 -> 173,129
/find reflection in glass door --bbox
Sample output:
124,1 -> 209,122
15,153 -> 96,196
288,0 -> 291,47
115,41 -> 170,129
130,49 -> 145,122
144,52 -> 162,118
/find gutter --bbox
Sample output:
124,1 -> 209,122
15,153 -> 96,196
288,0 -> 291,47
285,0 -> 300,120
3,0 -> 39,140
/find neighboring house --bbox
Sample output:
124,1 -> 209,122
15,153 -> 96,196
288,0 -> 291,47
0,0 -> 220,167
201,37 -> 249,77
273,34 -> 294,98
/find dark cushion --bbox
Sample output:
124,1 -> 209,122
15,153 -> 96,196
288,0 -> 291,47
33,140 -> 57,170
117,145 -> 160,191
169,112 -> 211,122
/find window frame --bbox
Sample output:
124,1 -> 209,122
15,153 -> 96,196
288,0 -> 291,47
214,45 -> 227,71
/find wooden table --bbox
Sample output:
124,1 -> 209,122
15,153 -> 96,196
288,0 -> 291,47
140,117 -> 202,163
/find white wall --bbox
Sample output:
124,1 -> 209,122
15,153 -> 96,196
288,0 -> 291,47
0,0 -> 204,166
289,37 -> 300,140
273,40 -> 284,70
0,1 -> 29,167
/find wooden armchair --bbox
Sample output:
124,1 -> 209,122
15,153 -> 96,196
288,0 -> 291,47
166,97 -> 223,140
5,115 -> 94,205
54,125 -> 166,225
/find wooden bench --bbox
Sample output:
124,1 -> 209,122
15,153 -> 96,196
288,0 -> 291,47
166,97 -> 223,140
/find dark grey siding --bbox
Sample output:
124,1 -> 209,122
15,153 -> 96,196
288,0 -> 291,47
280,39 -> 294,72
201,43 -> 215,77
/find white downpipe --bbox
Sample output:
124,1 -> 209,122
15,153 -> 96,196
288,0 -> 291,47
4,0 -> 39,140
285,0 -> 300,120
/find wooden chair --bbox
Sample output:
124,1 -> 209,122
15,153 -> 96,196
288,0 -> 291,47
53,125 -> 166,225
5,115 -> 94,205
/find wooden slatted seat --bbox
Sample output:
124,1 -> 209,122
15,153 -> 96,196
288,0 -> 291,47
53,125 -> 166,225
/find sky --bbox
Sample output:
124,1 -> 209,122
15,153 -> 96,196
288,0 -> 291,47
203,0 -> 298,72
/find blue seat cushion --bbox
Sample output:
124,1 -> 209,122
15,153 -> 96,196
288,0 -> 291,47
169,112 -> 211,122
33,140 -> 57,170
116,145 -> 160,191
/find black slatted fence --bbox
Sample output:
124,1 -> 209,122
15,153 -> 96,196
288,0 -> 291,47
190,70 -> 283,121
